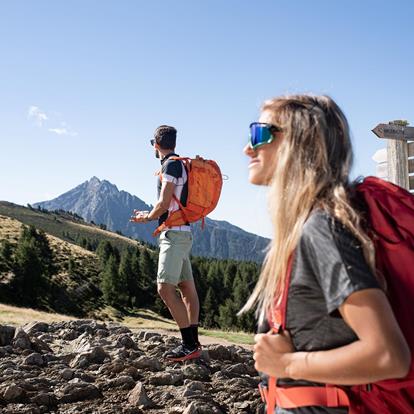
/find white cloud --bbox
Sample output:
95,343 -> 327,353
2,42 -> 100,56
372,148 -> 387,163
27,105 -> 48,126
48,127 -> 78,137
27,104 -> 78,137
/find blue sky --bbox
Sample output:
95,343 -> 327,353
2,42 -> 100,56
1,1 -> 413,238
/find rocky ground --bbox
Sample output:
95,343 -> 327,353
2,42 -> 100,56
0,320 -> 264,413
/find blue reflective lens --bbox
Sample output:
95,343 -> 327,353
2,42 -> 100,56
249,123 -> 274,149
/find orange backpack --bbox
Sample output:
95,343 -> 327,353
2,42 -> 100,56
153,156 -> 223,236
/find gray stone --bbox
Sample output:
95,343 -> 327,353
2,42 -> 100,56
23,352 -> 44,367
13,328 -> 32,350
233,401 -> 251,411
207,344 -> 232,361
96,329 -> 109,337
133,355 -> 161,371
30,336 -> 53,354
225,362 -> 249,376
23,321 -> 49,335
142,331 -> 161,341
79,372 -> 96,383
104,375 -> 135,390
182,364 -> 211,381
0,325 -> 16,346
61,368 -> 75,380
183,401 -> 224,414
58,382 -> 102,403
127,381 -> 154,409
61,329 -> 79,341
70,345 -> 108,368
183,380 -> 206,392
149,370 -> 183,386
123,366 -> 141,380
31,392 -> 57,407
116,334 -> 136,349
3,383 -> 26,402
38,333 -> 53,342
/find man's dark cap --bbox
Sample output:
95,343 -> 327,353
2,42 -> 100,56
153,125 -> 177,149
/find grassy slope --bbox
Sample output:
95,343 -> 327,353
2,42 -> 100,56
0,201 -> 149,254
0,213 -> 98,274
0,202 -> 254,345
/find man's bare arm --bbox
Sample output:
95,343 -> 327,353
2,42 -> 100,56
146,181 -> 175,221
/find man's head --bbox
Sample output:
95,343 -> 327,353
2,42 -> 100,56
151,125 -> 177,158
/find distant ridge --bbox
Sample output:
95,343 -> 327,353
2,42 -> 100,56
34,177 -> 269,262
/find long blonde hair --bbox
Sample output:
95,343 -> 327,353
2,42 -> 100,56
240,94 -> 375,317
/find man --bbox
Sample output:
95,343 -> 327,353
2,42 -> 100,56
133,125 -> 201,361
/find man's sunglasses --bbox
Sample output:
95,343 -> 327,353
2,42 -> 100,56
249,122 -> 282,149
150,139 -> 155,146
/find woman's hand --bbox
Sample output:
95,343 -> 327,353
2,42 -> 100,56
253,330 -> 295,378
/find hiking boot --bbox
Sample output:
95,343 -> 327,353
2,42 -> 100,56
164,343 -> 201,362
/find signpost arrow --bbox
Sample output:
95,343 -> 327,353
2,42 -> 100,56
372,123 -> 414,141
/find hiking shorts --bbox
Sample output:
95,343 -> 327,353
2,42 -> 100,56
157,230 -> 193,286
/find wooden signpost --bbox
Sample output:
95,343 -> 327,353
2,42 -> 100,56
372,123 -> 414,191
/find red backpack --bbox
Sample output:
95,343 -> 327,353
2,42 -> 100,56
259,177 -> 414,414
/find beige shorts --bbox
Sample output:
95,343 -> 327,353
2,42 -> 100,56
157,230 -> 193,286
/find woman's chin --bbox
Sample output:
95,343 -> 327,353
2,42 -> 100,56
248,171 -> 266,186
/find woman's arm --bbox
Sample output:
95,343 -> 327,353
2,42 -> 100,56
254,288 -> 411,385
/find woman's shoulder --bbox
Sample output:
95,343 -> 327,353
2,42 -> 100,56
301,209 -> 357,247
302,209 -> 335,236
301,209 -> 365,259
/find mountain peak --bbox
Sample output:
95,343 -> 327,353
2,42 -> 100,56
89,176 -> 101,184
84,177 -> 119,193
34,178 -> 268,262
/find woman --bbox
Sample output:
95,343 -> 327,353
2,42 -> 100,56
241,95 -> 411,413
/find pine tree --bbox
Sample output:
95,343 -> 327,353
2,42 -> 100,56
202,287 -> 218,328
138,249 -> 156,307
96,240 -> 114,265
129,248 -> 141,307
13,231 -> 44,306
67,258 -> 77,275
119,249 -> 135,308
224,261 -> 237,292
0,240 -> 14,263
100,254 -> 127,308
218,298 -> 237,329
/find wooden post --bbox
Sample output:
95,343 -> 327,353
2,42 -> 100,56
372,123 -> 414,191
409,142 -> 414,192
387,140 -> 409,188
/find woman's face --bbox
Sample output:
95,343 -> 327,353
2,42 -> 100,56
244,110 -> 283,185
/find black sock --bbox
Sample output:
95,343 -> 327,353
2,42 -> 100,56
180,327 -> 195,348
190,324 -> 199,345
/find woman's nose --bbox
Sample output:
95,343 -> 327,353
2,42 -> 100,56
243,143 -> 255,156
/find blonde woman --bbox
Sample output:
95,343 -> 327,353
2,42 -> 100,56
242,95 -> 411,414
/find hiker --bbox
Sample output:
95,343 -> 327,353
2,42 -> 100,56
240,95 -> 411,413
132,125 -> 201,362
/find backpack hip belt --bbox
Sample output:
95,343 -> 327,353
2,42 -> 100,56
258,380 -> 352,414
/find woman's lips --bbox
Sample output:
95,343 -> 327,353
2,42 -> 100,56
248,159 -> 260,168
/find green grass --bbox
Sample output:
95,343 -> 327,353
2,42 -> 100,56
199,327 -> 254,345
0,201 -> 147,254
0,303 -> 75,326
0,303 -> 253,346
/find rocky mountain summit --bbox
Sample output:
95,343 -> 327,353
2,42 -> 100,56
34,177 -> 269,263
0,320 -> 263,413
